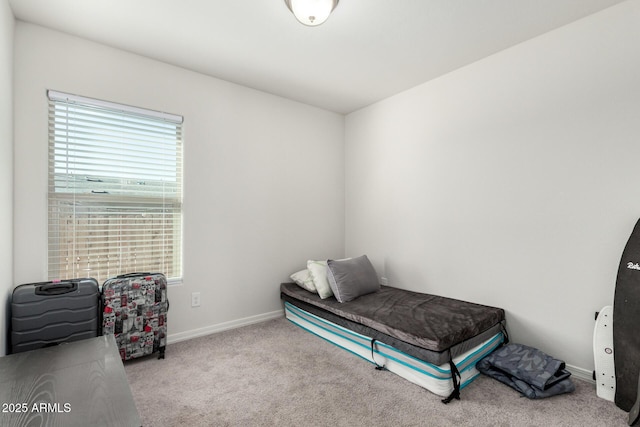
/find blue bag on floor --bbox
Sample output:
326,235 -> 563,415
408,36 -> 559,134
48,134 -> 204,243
477,343 -> 575,399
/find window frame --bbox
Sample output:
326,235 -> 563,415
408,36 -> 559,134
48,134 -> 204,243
46,90 -> 184,285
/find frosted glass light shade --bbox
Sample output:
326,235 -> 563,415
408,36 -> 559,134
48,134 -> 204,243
284,0 -> 339,26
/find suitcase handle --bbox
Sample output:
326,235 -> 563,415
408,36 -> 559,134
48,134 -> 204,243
116,272 -> 153,278
35,281 -> 78,295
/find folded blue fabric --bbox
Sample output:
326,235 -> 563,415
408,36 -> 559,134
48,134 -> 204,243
477,343 -> 575,399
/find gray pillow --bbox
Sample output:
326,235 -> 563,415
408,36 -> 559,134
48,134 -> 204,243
327,255 -> 380,303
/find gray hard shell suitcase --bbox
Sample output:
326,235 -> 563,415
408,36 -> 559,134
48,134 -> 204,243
102,272 -> 168,361
10,278 -> 101,354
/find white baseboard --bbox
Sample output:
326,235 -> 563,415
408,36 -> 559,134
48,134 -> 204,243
168,309 -> 284,344
566,363 -> 595,383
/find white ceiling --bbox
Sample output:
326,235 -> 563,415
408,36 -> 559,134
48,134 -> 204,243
9,0 -> 628,114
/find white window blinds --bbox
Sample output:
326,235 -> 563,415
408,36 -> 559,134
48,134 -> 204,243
47,90 -> 183,284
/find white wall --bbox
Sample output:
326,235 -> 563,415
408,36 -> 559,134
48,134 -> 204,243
0,0 -> 14,356
13,23 -> 345,342
345,1 -> 640,372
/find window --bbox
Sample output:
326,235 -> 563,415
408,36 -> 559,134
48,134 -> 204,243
47,90 -> 183,284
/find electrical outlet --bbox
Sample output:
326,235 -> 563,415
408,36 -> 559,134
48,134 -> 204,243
191,292 -> 201,307
380,277 -> 388,286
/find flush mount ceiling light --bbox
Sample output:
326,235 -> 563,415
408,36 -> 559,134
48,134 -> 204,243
284,0 -> 339,26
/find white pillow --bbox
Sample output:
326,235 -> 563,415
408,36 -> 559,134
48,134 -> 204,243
290,269 -> 317,293
307,260 -> 333,299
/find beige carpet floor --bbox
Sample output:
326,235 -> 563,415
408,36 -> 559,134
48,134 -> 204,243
125,317 -> 628,426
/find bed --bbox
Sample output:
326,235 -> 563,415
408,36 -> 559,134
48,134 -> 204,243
280,256 -> 506,403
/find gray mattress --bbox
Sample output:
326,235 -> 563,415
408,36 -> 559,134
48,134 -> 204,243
280,282 -> 506,366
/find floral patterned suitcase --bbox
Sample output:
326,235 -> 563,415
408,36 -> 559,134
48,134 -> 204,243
101,273 -> 169,360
